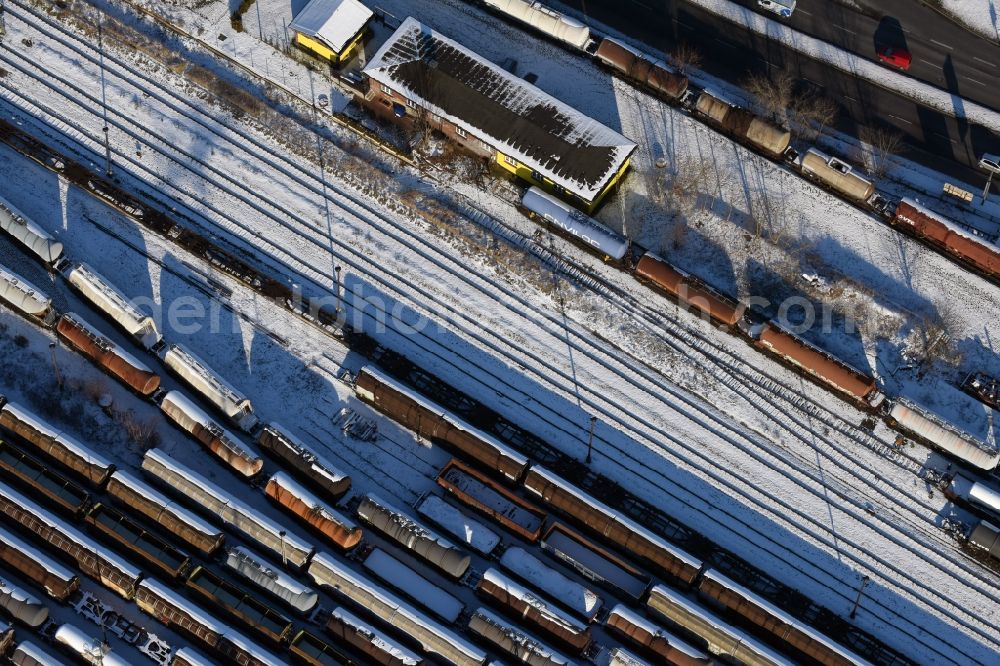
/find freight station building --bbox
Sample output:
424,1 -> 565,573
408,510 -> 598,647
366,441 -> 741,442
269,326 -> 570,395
361,17 -> 636,211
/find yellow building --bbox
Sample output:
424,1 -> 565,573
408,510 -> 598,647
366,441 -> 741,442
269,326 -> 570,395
363,17 -> 636,212
290,0 -> 374,66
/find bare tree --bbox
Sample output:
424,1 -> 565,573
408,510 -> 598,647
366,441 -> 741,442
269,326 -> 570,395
670,43 -> 703,74
744,71 -> 794,125
859,124 -> 904,178
790,92 -> 838,141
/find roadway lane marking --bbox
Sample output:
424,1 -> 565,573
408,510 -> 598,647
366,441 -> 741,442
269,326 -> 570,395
932,131 -> 958,144
966,77 -> 987,86
844,95 -> 858,103
833,24 -> 855,34
930,38 -> 954,50
973,56 -> 996,67
797,9 -> 812,16
889,114 -> 913,125
918,58 -> 937,67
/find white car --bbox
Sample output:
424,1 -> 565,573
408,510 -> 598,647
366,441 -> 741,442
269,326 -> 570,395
758,0 -> 796,18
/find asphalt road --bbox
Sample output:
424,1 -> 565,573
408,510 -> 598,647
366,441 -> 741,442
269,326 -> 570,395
558,0 -> 1000,189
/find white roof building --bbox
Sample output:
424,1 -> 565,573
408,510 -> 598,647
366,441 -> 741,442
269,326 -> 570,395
290,0 -> 374,57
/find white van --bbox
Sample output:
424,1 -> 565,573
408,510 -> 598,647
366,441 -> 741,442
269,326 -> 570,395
758,0 -> 796,17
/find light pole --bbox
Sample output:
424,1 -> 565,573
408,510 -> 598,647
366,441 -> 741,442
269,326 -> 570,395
97,14 -> 113,177
978,153 -> 1000,203
585,415 -> 596,464
850,575 -> 870,619
49,341 -> 62,388
334,265 -> 342,315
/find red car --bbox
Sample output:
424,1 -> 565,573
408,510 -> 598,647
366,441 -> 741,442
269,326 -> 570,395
876,45 -> 912,70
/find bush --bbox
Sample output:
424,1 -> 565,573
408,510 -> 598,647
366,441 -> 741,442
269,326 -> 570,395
13,335 -> 28,348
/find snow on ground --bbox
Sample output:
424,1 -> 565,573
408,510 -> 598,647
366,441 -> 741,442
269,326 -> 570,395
942,0 -> 1000,42
1,1 -> 1000,663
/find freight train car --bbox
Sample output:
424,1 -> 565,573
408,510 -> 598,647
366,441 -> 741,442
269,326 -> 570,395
476,568 -> 591,652
265,472 -> 362,550
54,624 -> 132,666
309,552 -> 489,666
170,647 -> 219,666
290,629 -> 353,666
186,566 -> 295,644
646,584 -> 792,666
0,524 -> 80,602
160,391 -> 263,478
468,607 -> 574,666
521,186 -> 630,261
358,494 -> 471,578
523,466 -> 703,584
594,38 -> 688,102
66,263 -> 161,349
0,195 -> 63,263
141,448 -> 314,567
799,149 -> 876,204
56,313 -> 161,396
226,546 -> 320,614
0,402 -> 115,486
541,522 -> 650,601
945,473 -> 1000,520
0,483 -> 141,599
257,423 -> 352,499
499,547 -> 602,621
0,264 -> 52,320
605,604 -> 710,666
604,647 -> 654,666
698,569 -> 870,666
0,576 -> 48,628
326,606 -> 423,666
0,624 -> 13,660
893,199 -> 1000,277
437,459 -> 547,542
968,520 -> 1000,560
164,344 -> 259,432
887,398 -> 1000,470
364,548 -> 464,623
416,493 -> 501,556
694,92 -> 791,156
0,438 -> 91,516
106,470 -> 225,555
752,323 -> 881,405
10,641 -> 66,666
481,0 -> 592,50
86,502 -> 192,579
355,366 -> 529,482
633,253 -> 742,327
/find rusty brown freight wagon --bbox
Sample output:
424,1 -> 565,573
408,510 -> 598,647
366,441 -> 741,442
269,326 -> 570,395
56,313 -> 161,396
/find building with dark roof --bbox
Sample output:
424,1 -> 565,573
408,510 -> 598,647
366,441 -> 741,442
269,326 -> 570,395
361,17 -> 636,211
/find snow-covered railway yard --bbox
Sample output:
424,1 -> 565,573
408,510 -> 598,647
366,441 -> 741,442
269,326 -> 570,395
0,0 -> 999,664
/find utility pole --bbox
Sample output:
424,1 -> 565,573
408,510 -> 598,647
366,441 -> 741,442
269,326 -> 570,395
334,265 -> 343,315
255,0 -> 263,41
849,575 -> 870,619
585,415 -> 596,464
982,169 -> 995,204
49,341 -> 62,388
97,14 -> 113,177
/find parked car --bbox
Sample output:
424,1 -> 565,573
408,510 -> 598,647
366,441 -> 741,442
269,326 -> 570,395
876,44 -> 912,70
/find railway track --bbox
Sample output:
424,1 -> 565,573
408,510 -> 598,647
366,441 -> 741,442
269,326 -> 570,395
1,4 -> 997,661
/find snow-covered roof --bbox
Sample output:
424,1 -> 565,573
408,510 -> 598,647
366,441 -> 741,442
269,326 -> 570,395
63,313 -> 153,372
0,263 -> 51,316
290,0 -> 374,53
900,198 -> 998,248
110,469 -> 221,538
2,402 -> 114,471
227,546 -> 319,612
364,547 -> 464,622
269,471 -> 358,529
139,578 -> 223,631
470,607 -> 574,666
164,344 -> 254,421
481,568 -> 586,633
13,641 -> 65,664
55,624 -> 132,666
543,524 -> 648,598
417,493 -> 500,555
363,17 -> 636,202
67,263 -> 160,347
171,647 -> 218,666
499,547 -> 601,619
0,524 -> 77,582
608,604 -> 705,660
331,606 -> 422,665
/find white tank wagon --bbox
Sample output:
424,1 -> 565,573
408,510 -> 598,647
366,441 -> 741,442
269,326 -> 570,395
141,448 -> 314,567
646,584 -> 792,666
468,607 -> 574,666
968,520 -> 1000,559
0,576 -> 48,628
522,186 -> 629,261
106,470 -> 226,555
416,493 -> 501,556
0,483 -> 142,599
160,391 -> 263,478
55,624 -> 132,666
164,344 -> 258,432
308,552 -> 489,666
888,398 -> 1000,470
358,494 -> 471,578
482,0 -> 592,50
0,264 -> 52,319
799,149 -> 875,203
225,546 -> 320,613
66,263 -> 161,349
257,422 -> 352,499
946,473 -> 1000,518
499,547 -> 602,621
0,195 -> 63,263
10,641 -> 66,666
0,401 -> 115,486
364,548 -> 464,623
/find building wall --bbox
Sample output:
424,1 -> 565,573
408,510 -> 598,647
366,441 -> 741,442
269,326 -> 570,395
295,28 -> 367,65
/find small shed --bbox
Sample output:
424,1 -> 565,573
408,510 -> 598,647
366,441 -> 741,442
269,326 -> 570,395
290,0 -> 374,65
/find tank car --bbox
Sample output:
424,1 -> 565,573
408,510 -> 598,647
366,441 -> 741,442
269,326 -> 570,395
57,313 -> 161,396
265,471 -> 362,550
521,186 -> 629,261
605,604 -> 710,666
945,473 -> 1000,519
481,0 -> 592,50
170,647 -> 220,666
967,520 -> 1000,560
0,264 -> 52,320
160,390 -> 263,478
66,262 -> 161,349
695,92 -> 791,156
355,365 -> 529,482
164,344 -> 258,432
468,607 -> 575,666
9,641 -> 66,666
887,398 -> 1000,470
799,149 -> 875,203
226,546 -> 319,614
54,624 -> 132,666
326,606 -> 423,666
634,253 -> 742,326
358,493 -> 471,578
0,621 -> 10,659
0,576 -> 48,628
594,38 -> 688,101
257,422 -> 352,499
0,195 -> 63,263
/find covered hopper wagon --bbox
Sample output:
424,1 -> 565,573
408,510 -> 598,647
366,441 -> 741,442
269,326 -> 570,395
164,344 -> 258,432
160,390 -> 263,478
0,263 -> 52,320
0,195 -> 63,263
57,313 -> 161,396
695,92 -> 791,156
67,263 -> 161,349
265,471 -> 362,550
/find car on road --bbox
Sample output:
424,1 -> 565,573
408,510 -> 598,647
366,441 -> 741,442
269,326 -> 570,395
876,44 -> 912,70
758,0 -> 796,17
